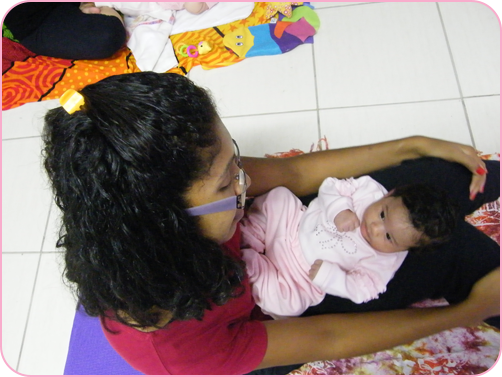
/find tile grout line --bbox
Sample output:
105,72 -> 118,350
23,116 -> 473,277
219,94 -> 500,120
311,39 -> 322,141
15,251 -> 43,372
436,2 -> 477,149
39,201 -> 54,253
2,135 -> 42,142
14,188 -> 54,372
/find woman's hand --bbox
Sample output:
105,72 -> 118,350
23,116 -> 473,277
415,137 -> 487,200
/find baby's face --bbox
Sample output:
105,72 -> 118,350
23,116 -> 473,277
360,195 -> 421,253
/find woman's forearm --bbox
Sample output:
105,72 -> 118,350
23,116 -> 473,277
256,267 -> 499,369
243,136 -> 486,197
243,136 -> 421,197
259,301 -> 479,369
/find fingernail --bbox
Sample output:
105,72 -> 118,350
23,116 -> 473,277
476,166 -> 487,175
469,191 -> 476,200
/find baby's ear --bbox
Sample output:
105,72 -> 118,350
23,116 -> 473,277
384,188 -> 395,197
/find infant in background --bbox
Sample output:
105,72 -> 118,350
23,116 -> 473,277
94,2 -> 218,17
240,176 -> 458,318
156,2 -> 217,14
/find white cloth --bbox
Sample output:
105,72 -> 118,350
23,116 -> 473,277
96,2 -> 254,72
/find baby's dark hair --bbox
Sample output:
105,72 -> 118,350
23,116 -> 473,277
42,72 -> 245,329
390,184 -> 459,253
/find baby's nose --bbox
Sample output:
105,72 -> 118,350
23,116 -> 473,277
370,221 -> 383,237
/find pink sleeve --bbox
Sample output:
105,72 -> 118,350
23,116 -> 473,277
156,2 -> 185,10
317,177 -> 357,222
312,261 -> 385,303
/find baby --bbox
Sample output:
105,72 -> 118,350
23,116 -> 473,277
240,176 -> 458,318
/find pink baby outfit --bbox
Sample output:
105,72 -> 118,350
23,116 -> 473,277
157,2 -> 218,11
240,176 -> 408,318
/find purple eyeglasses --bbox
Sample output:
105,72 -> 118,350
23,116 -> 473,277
186,139 -> 247,216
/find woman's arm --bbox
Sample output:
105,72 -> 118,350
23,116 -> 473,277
243,136 -> 487,198
256,267 -> 499,369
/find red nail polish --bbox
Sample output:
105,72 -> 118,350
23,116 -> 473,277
469,192 -> 476,200
476,167 -> 487,175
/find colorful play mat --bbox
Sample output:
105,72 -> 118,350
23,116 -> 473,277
2,2 -> 318,110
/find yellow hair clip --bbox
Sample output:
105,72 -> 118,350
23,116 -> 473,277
60,89 -> 85,114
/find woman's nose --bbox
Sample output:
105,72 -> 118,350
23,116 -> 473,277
245,172 -> 252,190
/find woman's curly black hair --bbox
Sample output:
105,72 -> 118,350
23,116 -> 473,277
42,72 -> 245,328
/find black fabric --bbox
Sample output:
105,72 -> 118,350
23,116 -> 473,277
247,363 -> 304,375
4,2 -> 78,41
5,3 -> 125,60
302,158 -> 500,323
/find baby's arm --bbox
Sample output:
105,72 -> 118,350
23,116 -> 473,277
318,177 -> 364,232
184,2 -> 210,14
318,178 -> 357,226
79,3 -> 100,13
309,259 -> 385,304
334,209 -> 360,232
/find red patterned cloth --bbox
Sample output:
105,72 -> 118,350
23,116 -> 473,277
2,37 -> 36,74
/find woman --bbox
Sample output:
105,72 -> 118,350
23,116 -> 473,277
43,72 -> 499,375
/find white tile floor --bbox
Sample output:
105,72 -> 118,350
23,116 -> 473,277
1,2 -> 501,375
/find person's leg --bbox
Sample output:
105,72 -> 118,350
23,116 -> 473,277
21,4 -> 125,60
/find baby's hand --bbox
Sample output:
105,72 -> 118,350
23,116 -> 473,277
79,3 -> 101,14
309,260 -> 323,280
334,209 -> 360,232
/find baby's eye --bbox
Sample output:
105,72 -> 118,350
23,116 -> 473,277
380,211 -> 385,219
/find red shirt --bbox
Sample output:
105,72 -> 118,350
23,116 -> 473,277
101,226 -> 268,375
